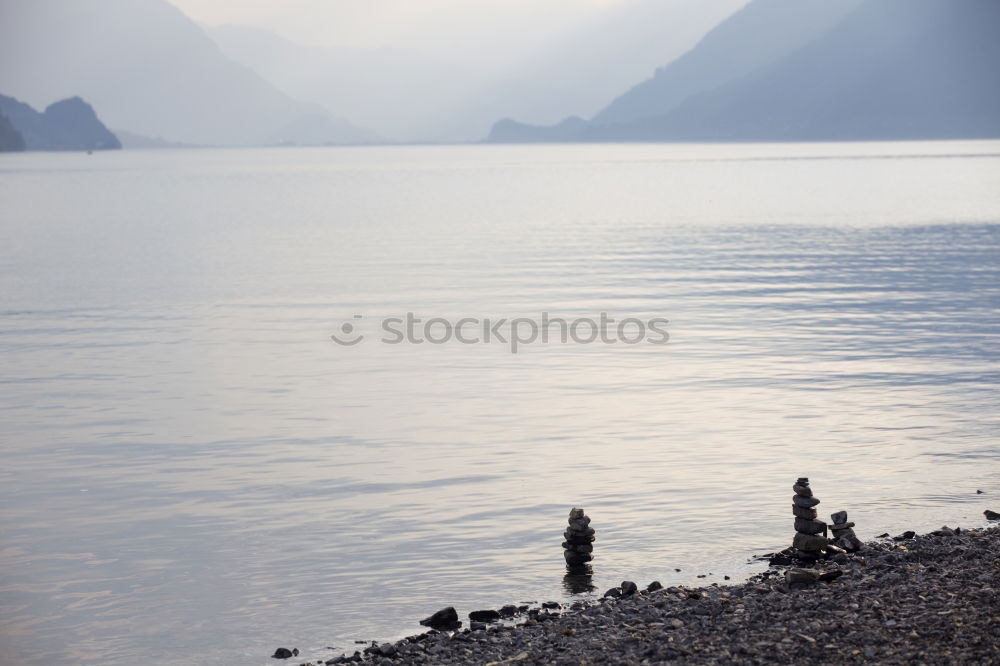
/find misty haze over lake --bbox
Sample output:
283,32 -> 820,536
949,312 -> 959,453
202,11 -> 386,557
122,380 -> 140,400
2,1 -> 1000,665
3,0 -> 997,145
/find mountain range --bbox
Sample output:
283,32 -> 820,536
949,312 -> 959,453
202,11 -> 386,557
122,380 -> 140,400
1,0 -> 739,145
207,2 -> 743,142
3,0 -> 997,147
0,0 -> 380,146
488,0 -> 1000,143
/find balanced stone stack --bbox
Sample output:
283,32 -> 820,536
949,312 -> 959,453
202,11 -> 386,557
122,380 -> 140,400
830,511 -> 862,552
563,508 -> 595,569
791,478 -> 828,557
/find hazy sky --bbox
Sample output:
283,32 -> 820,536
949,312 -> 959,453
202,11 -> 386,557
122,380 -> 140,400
165,0 -> 743,71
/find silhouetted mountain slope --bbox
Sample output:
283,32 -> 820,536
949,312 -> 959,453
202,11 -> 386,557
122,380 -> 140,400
0,113 -> 26,152
592,0 -> 863,127
0,0 -> 380,146
590,0 -> 1000,141
487,116 -> 588,143
0,94 -> 120,150
487,0 -> 1000,143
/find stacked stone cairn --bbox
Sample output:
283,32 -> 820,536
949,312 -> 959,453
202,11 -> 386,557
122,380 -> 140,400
563,508 -> 595,570
829,510 -> 863,552
791,477 -> 829,558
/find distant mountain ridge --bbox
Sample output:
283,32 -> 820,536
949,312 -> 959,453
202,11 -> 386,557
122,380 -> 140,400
591,0 -> 864,127
0,94 -> 120,150
0,113 -> 26,151
487,0 -> 1000,143
207,2 -> 744,142
0,0 -> 380,146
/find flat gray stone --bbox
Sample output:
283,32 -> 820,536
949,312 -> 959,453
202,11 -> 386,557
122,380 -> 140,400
793,495 -> 821,508
792,504 -> 818,519
785,568 -> 821,584
793,532 -> 828,552
830,522 -> 856,532
794,517 -> 828,535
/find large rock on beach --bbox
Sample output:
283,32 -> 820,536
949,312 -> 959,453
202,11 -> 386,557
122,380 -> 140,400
419,606 -> 461,630
469,609 -> 501,623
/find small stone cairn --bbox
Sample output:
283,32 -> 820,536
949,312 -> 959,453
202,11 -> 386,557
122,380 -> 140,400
791,477 -> 829,557
830,510 -> 862,551
563,508 -> 595,569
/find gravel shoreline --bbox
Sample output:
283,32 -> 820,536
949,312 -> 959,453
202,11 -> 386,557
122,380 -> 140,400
290,524 -> 1000,665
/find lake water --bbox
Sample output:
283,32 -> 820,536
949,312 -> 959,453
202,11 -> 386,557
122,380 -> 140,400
1,142 -> 999,665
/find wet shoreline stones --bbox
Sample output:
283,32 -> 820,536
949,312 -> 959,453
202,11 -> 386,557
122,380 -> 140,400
303,494 -> 1000,664
602,581 -> 639,599
316,526 -> 1000,665
562,507 -> 595,570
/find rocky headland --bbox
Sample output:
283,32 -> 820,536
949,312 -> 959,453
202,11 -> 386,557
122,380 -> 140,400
0,93 -> 120,151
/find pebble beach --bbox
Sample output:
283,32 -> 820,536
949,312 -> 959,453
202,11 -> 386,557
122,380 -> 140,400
294,522 -> 1000,666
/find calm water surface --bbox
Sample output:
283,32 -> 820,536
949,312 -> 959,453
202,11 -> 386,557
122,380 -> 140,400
1,142 -> 999,665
